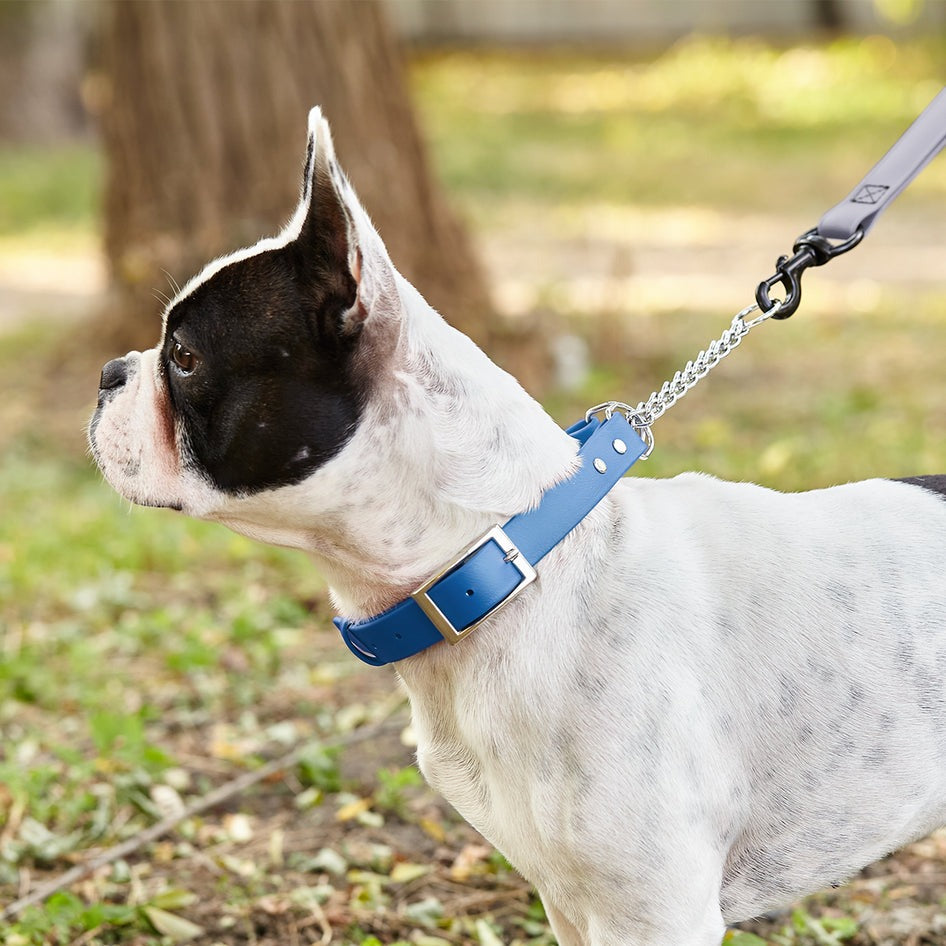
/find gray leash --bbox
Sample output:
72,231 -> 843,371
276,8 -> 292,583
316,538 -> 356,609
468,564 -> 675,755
756,86 -> 946,319
590,87 -> 946,454
819,87 -> 946,241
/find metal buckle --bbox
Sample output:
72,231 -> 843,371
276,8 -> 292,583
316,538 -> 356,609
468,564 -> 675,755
411,525 -> 537,645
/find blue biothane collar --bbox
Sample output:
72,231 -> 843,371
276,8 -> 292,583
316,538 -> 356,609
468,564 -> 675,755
333,413 -> 647,666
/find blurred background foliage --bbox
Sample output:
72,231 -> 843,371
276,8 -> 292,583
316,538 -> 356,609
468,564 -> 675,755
2,1 -> 946,943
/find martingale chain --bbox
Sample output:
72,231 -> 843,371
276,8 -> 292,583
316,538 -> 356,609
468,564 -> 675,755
585,299 -> 783,458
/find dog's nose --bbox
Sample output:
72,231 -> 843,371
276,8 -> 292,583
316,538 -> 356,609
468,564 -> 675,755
99,357 -> 128,392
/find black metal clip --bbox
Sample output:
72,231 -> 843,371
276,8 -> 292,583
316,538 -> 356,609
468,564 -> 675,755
755,227 -> 864,319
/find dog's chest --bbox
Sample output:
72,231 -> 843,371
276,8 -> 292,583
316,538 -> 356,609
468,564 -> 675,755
407,658 -> 605,894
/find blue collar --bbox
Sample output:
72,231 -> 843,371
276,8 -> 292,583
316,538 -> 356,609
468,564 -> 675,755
333,413 -> 647,665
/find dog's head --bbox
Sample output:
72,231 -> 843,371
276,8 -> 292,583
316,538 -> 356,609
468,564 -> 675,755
89,109 -> 575,610
89,111 -> 401,516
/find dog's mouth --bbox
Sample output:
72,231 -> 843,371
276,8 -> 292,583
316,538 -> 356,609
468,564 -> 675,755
137,498 -> 184,511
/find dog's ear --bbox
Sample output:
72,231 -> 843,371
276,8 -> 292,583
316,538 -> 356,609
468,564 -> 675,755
291,107 -> 398,337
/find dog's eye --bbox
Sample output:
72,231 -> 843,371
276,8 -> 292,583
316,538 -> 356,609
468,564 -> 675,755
170,341 -> 198,375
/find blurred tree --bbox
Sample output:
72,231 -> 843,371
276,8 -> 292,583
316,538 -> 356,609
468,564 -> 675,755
812,0 -> 845,31
96,0 -> 533,378
0,0 -> 90,142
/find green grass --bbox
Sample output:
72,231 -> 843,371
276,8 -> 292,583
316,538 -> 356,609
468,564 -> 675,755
1,438 -> 328,713
0,143 -> 101,247
412,35 -> 946,223
541,291 -> 946,491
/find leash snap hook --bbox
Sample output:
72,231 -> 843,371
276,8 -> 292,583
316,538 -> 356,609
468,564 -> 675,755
756,251 -> 809,320
755,226 -> 864,320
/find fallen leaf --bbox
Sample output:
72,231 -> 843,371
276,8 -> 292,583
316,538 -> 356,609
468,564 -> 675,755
419,816 -> 446,843
222,812 -> 254,843
150,784 -> 185,820
294,786 -> 323,809
209,729 -> 245,761
390,862 -> 432,884
256,894 -> 291,915
404,896 -> 444,925
451,844 -> 493,881
310,847 -> 348,876
149,888 -> 197,910
142,906 -> 204,942
218,854 -> 258,877
356,809 -> 384,828
347,869 -> 390,886
290,884 -> 334,909
152,841 -> 176,864
335,703 -> 368,732
411,936 -> 452,946
475,918 -> 505,946
336,797 -> 372,821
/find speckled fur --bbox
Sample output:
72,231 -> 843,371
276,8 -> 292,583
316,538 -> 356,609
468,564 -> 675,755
90,111 -> 946,946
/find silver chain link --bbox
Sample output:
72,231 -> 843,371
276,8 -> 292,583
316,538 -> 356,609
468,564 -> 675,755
585,299 -> 783,458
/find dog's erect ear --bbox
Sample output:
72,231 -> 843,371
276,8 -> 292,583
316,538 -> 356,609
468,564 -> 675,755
291,107 -> 398,336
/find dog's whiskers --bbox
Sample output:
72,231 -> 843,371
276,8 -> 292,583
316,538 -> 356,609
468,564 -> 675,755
151,287 -> 173,310
162,269 -> 182,299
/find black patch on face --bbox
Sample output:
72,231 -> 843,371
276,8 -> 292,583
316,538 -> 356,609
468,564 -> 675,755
163,239 -> 362,495
895,475 -> 946,502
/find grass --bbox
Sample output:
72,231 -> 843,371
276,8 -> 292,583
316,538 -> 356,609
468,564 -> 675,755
0,143 -> 101,249
412,34 -> 946,224
3,33 -> 946,945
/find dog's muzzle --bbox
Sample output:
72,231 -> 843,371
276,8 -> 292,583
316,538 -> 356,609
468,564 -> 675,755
89,353 -> 142,446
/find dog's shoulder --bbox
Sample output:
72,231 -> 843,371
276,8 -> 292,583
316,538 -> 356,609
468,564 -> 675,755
893,475 -> 946,501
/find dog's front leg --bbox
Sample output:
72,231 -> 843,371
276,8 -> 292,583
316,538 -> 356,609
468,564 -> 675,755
584,907 -> 726,946
540,895 -> 586,946
540,879 -> 725,946
542,906 -> 725,946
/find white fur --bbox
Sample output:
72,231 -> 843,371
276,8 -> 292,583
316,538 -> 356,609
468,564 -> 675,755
89,348 -> 220,514
90,113 -> 946,945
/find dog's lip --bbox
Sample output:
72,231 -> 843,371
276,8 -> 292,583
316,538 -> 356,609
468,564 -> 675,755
133,496 -> 184,512
100,482 -> 185,512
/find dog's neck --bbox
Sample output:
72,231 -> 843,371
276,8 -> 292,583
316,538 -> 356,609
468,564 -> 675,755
317,276 -> 580,618
214,274 -> 578,620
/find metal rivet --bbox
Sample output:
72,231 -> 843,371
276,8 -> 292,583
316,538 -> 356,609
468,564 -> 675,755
612,438 -> 627,455
593,458 -> 607,474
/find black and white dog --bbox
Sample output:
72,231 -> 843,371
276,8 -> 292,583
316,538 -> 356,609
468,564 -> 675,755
90,110 -> 946,945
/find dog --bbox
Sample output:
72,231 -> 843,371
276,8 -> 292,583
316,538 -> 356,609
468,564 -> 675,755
89,109 -> 946,945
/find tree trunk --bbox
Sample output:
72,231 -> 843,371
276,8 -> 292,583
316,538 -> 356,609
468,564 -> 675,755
96,0 -> 529,376
812,0 -> 845,32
